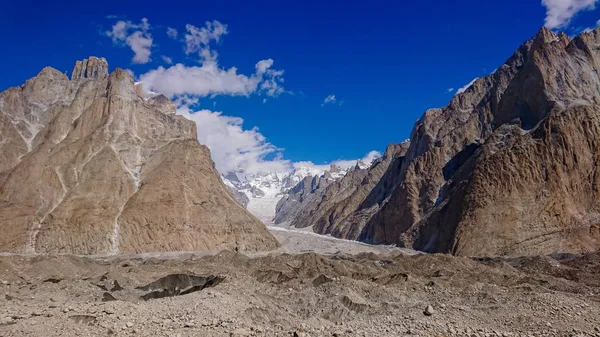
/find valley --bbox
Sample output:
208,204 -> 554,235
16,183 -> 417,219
1,232 -> 599,336
1,8 -> 600,336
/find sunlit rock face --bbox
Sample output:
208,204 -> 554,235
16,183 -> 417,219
0,57 -> 279,254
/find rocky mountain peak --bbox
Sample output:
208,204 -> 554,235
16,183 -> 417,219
329,164 -> 341,173
532,26 -> 558,46
383,141 -> 410,159
71,56 -> 108,81
0,56 -> 279,254
279,26 -> 600,257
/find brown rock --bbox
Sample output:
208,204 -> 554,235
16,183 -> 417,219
0,57 -> 279,254
367,27 -> 600,256
284,26 -> 600,256
288,142 -> 410,240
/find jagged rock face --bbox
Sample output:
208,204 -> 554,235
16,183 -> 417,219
418,106 -> 600,256
225,185 -> 250,207
274,174 -> 332,225
0,57 -> 278,254
71,56 -> 109,81
286,142 -> 409,240
360,36 -> 534,248
286,27 -> 600,256
362,27 -> 600,256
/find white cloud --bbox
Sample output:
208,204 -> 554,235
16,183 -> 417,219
292,151 -> 382,172
161,55 -> 173,64
447,88 -> 455,93
138,20 -> 285,99
457,78 -> 478,94
322,94 -> 344,106
139,60 -> 284,98
184,21 -> 228,62
173,94 -> 200,107
176,103 -> 380,176
542,0 -> 598,29
166,27 -> 178,39
107,18 -> 153,64
324,94 -> 336,104
176,105 -> 290,174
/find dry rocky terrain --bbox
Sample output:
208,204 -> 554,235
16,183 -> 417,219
2,27 -> 600,337
1,228 -> 599,337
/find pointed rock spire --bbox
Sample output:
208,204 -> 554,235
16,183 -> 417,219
71,56 -> 108,81
531,26 -> 560,52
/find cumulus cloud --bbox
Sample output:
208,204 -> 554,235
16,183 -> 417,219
106,18 -> 153,64
161,55 -> 173,64
184,21 -> 228,62
542,0 -> 598,29
176,105 -> 290,174
176,102 -> 380,175
457,78 -> 478,94
321,94 -> 344,106
139,60 -> 284,98
138,20 -> 285,99
166,27 -> 178,39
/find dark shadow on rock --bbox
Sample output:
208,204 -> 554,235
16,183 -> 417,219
371,273 -> 409,285
69,315 -> 97,325
96,279 -> 124,292
340,295 -> 368,313
42,278 -> 62,284
253,270 -> 294,284
102,292 -> 118,302
312,274 -> 333,287
136,274 -> 224,301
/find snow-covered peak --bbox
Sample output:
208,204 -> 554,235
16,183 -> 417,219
356,160 -> 371,170
223,164 -> 347,224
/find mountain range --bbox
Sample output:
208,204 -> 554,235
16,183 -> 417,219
0,57 -> 278,254
2,27 -> 600,258
264,27 -> 600,256
222,163 -> 356,224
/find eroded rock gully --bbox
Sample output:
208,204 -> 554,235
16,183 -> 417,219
0,57 -> 278,254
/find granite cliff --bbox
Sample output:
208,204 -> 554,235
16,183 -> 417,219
282,27 -> 600,256
0,57 -> 279,254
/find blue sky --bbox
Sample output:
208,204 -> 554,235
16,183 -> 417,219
1,0 -> 600,173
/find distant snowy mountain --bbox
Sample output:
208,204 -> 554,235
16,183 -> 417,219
222,163 -> 355,224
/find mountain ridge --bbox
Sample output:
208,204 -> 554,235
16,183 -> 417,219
223,163 -> 354,224
276,26 -> 600,256
0,57 -> 279,254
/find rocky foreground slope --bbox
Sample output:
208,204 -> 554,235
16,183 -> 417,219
1,248 -> 600,336
0,57 -> 278,254
283,27 -> 600,256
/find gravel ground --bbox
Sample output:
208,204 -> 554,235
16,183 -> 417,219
1,229 -> 599,337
